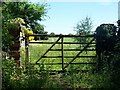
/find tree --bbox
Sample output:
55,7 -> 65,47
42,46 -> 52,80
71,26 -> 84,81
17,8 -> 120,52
2,1 -> 48,51
2,1 -> 47,32
74,17 -> 93,48
95,24 -> 117,71
75,17 -> 92,35
50,32 -> 55,36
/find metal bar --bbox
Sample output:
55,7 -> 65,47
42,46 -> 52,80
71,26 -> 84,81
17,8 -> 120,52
50,49 -> 96,51
28,69 -> 93,74
29,42 -> 96,44
27,34 -> 94,37
42,56 -> 96,58
61,36 -> 64,71
63,38 -> 95,70
35,62 -> 96,65
35,37 -> 61,64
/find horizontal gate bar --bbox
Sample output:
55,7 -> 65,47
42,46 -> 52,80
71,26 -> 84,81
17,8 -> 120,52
42,56 -> 96,58
29,42 -> 96,44
35,62 -> 96,65
27,34 -> 94,37
63,38 -> 95,70
35,37 -> 61,64
50,49 -> 96,51
27,69 -> 95,74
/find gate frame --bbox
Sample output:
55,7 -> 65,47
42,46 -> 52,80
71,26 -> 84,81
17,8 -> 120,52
25,34 -> 96,71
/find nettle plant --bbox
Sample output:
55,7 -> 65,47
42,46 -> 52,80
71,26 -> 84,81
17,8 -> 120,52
8,17 -> 34,41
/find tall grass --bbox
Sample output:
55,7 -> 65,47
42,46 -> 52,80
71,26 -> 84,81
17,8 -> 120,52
2,37 -> 117,89
2,37 -> 114,89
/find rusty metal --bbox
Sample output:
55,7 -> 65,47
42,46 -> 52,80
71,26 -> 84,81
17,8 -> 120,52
35,37 -> 61,64
49,49 -> 95,51
61,36 -> 64,71
25,34 -> 96,71
27,34 -> 94,37
29,42 -> 96,44
63,38 -> 95,70
41,56 -> 96,58
35,62 -> 96,65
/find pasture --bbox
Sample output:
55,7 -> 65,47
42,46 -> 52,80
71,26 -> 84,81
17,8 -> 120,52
2,37 -> 113,89
19,37 -> 111,88
22,37 -> 96,71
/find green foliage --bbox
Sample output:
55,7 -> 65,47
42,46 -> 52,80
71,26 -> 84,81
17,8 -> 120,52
34,30 -> 48,40
2,59 -> 49,89
26,37 -> 118,89
2,2 -> 47,32
2,27 -> 14,51
74,17 -> 92,35
74,17 -> 93,49
107,41 -> 120,89
94,37 -> 120,89
2,59 -> 69,89
3,37 -> 119,89
50,32 -> 56,36
95,24 -> 117,71
95,24 -> 117,41
2,1 -> 48,52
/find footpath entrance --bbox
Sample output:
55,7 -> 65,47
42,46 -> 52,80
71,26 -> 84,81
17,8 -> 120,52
25,34 -> 96,72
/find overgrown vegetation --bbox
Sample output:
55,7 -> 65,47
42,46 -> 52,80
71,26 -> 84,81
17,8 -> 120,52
2,58 -> 72,89
3,37 -> 120,89
2,1 -> 48,52
2,1 -> 120,89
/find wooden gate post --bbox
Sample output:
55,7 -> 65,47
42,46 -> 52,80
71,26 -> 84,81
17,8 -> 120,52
25,34 -> 29,67
9,27 -> 21,66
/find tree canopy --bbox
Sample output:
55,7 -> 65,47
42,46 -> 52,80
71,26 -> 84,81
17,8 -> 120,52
2,1 -> 48,51
74,17 -> 93,35
74,17 -> 93,47
2,1 -> 47,32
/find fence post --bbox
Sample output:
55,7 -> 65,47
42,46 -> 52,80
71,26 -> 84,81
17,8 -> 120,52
61,35 -> 64,71
8,27 -> 21,66
25,34 -> 29,68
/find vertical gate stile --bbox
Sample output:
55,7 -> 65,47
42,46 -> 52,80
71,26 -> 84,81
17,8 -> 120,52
25,34 -> 29,67
32,34 -> 96,72
61,35 -> 64,71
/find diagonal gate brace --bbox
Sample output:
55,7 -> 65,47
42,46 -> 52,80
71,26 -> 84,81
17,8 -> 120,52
63,38 -> 95,70
35,37 -> 61,64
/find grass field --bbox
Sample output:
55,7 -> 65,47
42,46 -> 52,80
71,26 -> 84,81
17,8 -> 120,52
2,37 -> 113,89
20,37 -> 112,88
22,37 -> 96,71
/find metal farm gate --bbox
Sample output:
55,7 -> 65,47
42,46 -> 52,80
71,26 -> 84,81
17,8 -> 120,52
25,34 -> 96,72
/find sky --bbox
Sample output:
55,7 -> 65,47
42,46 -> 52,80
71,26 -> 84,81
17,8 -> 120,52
29,0 -> 119,34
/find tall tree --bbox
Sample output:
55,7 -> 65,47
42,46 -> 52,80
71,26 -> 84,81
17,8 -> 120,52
2,1 -> 48,51
74,17 -> 92,36
74,17 -> 93,48
2,1 -> 47,32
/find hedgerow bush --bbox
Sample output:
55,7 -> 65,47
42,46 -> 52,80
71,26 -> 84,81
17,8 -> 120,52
2,59 -> 49,89
2,59 -> 70,89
